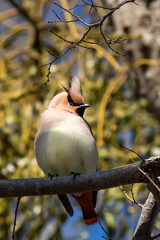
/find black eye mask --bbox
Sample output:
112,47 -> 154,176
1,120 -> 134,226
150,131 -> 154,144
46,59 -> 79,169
67,93 -> 89,118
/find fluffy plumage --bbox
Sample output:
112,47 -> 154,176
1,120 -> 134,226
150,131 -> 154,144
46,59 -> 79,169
34,77 -> 98,224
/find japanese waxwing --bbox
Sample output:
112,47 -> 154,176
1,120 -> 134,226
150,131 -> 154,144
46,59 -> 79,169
34,77 -> 98,224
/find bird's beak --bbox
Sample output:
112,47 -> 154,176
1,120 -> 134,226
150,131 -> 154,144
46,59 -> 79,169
78,103 -> 90,109
76,104 -> 90,117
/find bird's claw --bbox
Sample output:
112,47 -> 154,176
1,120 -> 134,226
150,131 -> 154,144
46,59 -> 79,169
70,172 -> 81,180
48,173 -> 58,180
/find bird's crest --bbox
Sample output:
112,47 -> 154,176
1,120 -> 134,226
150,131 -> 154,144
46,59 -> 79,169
69,76 -> 83,96
62,76 -> 84,105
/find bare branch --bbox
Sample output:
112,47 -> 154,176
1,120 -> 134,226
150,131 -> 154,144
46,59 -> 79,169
49,29 -> 74,44
7,0 -> 38,26
12,197 -> 21,240
131,158 -> 160,240
147,176 -> 160,210
99,220 -> 112,240
52,8 -> 62,22
60,1 -> 114,14
150,233 -> 160,240
45,0 -> 137,83
49,0 -> 89,27
44,26 -> 91,84
120,145 -> 145,162
0,156 -> 160,198
7,0 -> 42,53
132,193 -> 159,240
130,185 -> 143,208
48,19 -> 79,24
120,185 -> 142,208
131,157 -> 160,193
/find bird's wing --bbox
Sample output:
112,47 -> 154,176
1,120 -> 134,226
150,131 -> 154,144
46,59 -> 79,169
92,191 -> 98,208
58,194 -> 74,216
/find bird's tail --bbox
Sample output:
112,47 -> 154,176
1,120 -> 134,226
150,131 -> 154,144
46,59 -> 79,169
71,192 -> 98,225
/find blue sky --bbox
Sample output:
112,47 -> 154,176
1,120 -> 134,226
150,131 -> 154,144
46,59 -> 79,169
62,204 -> 109,240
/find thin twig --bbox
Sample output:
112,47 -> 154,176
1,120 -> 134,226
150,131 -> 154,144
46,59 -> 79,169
44,26 -> 92,84
49,30 -> 74,44
78,44 -> 95,50
48,19 -> 79,23
52,8 -> 62,22
46,49 -> 57,58
81,0 -> 97,13
120,145 -> 145,162
150,233 -> 160,240
130,157 -> 160,193
120,185 -> 142,208
45,0 -> 137,83
49,0 -> 89,27
99,220 -> 112,240
83,38 -> 126,45
12,197 -> 21,240
130,184 -> 142,208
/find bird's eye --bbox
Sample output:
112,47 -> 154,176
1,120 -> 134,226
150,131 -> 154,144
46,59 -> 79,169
68,94 -> 75,106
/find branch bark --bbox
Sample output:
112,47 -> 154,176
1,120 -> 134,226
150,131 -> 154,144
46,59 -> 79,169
132,176 -> 160,239
0,156 -> 160,198
132,193 -> 159,240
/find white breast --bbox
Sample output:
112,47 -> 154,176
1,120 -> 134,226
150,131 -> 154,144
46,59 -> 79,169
34,112 -> 98,177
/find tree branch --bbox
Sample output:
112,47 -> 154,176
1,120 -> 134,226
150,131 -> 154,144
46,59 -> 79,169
132,175 -> 160,239
120,185 -> 142,208
7,0 -> 37,26
45,0 -> 137,84
0,156 -> 160,198
147,177 -> 160,210
12,197 -> 21,240
7,0 -> 42,54
132,192 -> 159,240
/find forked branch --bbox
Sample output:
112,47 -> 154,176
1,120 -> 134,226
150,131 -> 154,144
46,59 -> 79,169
45,0 -> 137,84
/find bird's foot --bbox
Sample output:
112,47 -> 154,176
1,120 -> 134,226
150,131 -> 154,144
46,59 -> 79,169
70,172 -> 81,180
48,173 -> 58,181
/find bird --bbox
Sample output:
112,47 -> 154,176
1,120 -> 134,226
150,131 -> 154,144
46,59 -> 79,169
34,77 -> 98,225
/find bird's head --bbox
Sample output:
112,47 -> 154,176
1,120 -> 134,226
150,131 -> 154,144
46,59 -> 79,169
48,77 -> 90,117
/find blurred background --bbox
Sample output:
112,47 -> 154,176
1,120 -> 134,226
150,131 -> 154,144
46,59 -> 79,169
0,0 -> 160,239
